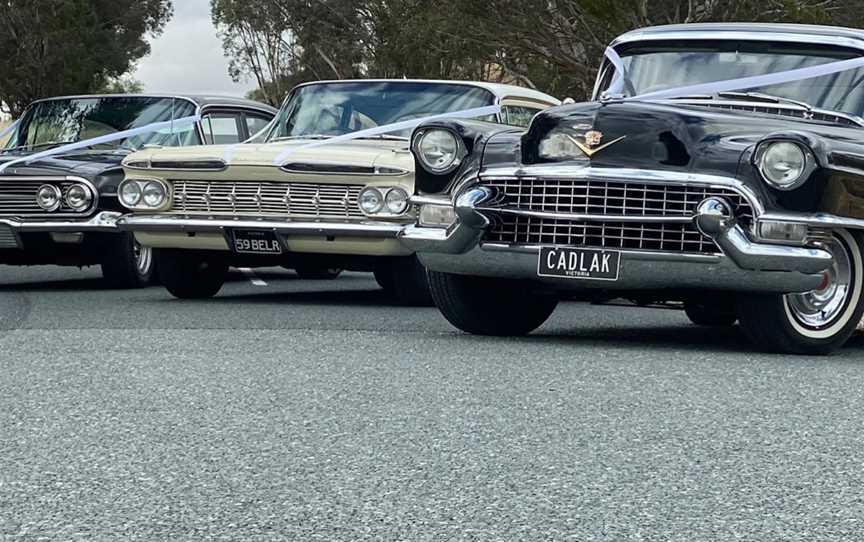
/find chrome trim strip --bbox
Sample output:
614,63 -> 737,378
669,99 -> 864,128
118,215 -> 405,238
0,211 -> 120,232
126,159 -> 229,172
0,175 -> 99,218
279,162 -> 409,176
410,195 -> 451,206
477,206 -> 695,224
758,211 -> 864,231
478,166 -> 765,216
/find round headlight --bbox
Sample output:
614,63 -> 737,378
119,180 -> 142,207
415,129 -> 461,173
384,187 -> 409,215
65,184 -> 92,212
359,187 -> 384,215
36,184 -> 61,211
142,181 -> 167,208
759,142 -> 808,189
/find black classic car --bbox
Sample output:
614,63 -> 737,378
0,94 -> 275,287
402,23 -> 864,354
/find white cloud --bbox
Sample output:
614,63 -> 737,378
133,0 -> 255,97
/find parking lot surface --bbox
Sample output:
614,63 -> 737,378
1,265 -> 863,541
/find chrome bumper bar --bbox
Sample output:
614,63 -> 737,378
117,215 -> 405,238
0,211 -> 121,232
400,188 -> 839,294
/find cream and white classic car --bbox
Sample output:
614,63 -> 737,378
116,80 -> 559,302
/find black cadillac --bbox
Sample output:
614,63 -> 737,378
401,23 -> 864,354
0,94 -> 275,287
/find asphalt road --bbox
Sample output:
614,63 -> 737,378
1,265 -> 864,541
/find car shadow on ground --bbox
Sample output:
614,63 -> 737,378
0,277 -> 111,291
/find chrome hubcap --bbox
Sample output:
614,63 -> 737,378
786,237 -> 852,330
134,242 -> 153,275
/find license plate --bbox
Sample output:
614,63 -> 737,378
229,229 -> 282,255
537,247 -> 620,281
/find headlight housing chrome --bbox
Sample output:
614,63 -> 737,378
36,184 -> 62,212
413,128 -> 464,174
118,178 -> 170,210
755,141 -> 815,190
358,186 -> 412,218
65,183 -> 93,212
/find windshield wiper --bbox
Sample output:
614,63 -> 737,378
355,134 -> 408,141
270,135 -> 333,142
2,140 -> 77,153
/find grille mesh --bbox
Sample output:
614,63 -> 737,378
483,178 -> 753,220
482,178 -> 755,255
0,225 -> 18,248
170,180 -> 365,219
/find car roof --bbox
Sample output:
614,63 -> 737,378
289,79 -> 561,105
612,23 -> 864,52
27,94 -> 278,115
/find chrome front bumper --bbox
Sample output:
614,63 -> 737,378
0,211 -> 121,232
117,214 -> 405,238
400,188 -> 838,294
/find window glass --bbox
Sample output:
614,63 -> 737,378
7,96 -> 200,151
246,115 -> 272,139
502,105 -> 542,127
202,114 -> 242,145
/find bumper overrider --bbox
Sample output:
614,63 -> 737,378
400,173 -> 845,294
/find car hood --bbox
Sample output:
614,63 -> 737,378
506,100 -> 864,178
0,150 -> 127,179
129,139 -> 415,175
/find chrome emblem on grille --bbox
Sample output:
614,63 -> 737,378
584,130 -> 603,147
567,128 -> 626,158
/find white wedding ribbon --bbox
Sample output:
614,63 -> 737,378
0,114 -> 200,174
269,104 -> 501,166
604,47 -> 864,101
0,120 -> 20,142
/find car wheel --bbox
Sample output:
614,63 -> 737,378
101,232 -> 155,288
684,299 -> 738,327
156,249 -> 228,299
738,229 -> 864,355
428,270 -> 558,336
374,255 -> 433,306
294,266 -> 343,280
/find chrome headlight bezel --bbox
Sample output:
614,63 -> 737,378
36,184 -> 62,212
118,178 -> 170,210
412,128 -> 465,175
754,140 -> 816,191
65,183 -> 93,213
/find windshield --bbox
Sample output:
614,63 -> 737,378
267,82 -> 496,141
5,96 -> 200,153
602,41 -> 864,115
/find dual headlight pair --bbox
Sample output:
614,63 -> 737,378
118,179 -> 169,210
359,186 -> 410,217
37,183 -> 92,213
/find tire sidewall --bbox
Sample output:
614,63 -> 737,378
782,229 -> 863,343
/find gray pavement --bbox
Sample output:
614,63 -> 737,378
1,265 -> 863,541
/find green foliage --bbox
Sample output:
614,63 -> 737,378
0,0 -> 173,116
100,76 -> 145,95
213,0 -> 859,102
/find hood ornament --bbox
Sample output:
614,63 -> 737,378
567,128 -> 626,158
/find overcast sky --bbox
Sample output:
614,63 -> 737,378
133,0 -> 256,97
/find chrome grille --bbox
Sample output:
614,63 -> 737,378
170,180 -> 365,219
0,225 -> 19,248
483,178 -> 753,220
482,178 -> 755,255
0,178 -> 93,216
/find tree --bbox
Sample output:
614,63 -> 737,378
101,76 -> 144,94
0,0 -> 173,116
